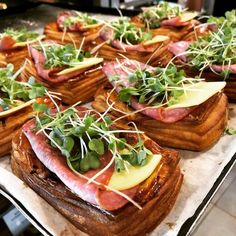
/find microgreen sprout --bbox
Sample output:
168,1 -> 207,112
0,28 -> 39,42
186,10 -> 236,78
34,43 -> 91,69
33,103 -> 152,174
62,11 -> 99,30
0,64 -> 46,110
140,1 -> 183,29
110,17 -> 152,45
109,62 -> 198,106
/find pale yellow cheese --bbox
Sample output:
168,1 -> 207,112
143,35 -> 169,46
0,99 -> 35,118
55,57 -> 103,76
168,81 -> 226,109
13,35 -> 45,48
80,23 -> 102,30
108,154 -> 162,191
179,12 -> 198,22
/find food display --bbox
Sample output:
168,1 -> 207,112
21,41 -> 106,104
168,10 -> 236,101
0,28 -> 44,71
11,105 -> 183,236
0,2 -> 235,236
92,60 -> 228,151
44,11 -> 103,48
0,64 -> 47,157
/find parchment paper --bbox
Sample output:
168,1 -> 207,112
0,4 -> 236,236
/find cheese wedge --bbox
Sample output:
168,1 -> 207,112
55,57 -> 103,76
13,35 -> 45,48
0,99 -> 35,118
108,154 -> 162,191
179,12 -> 198,22
168,81 -> 226,109
143,35 -> 169,46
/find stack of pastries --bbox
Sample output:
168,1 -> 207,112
0,1 -> 233,235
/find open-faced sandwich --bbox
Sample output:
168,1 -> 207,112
131,1 -> 199,42
169,10 -> 236,101
11,103 -> 183,236
0,64 -> 47,157
96,16 -> 173,67
44,11 -> 103,48
0,28 -> 44,71
92,59 -> 228,151
21,41 -> 106,104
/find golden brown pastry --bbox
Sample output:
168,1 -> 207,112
11,106 -> 183,236
21,41 -> 107,104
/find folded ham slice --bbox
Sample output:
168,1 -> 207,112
161,16 -> 189,27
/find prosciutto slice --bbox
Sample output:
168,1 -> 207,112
0,36 -> 16,51
130,98 -> 194,123
211,64 -> 236,74
161,16 -> 189,27
168,41 -> 190,61
23,119 -> 137,211
103,60 -> 194,123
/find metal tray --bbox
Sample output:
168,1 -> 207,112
0,4 -> 236,236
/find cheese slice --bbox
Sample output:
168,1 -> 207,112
179,12 -> 198,22
13,35 -> 45,48
143,35 -> 169,46
108,154 -> 162,191
55,57 -> 103,76
168,81 -> 226,109
80,23 -> 103,30
0,99 -> 35,118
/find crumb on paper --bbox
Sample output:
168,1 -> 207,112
166,222 -> 176,229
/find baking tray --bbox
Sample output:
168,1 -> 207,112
0,4 -> 236,236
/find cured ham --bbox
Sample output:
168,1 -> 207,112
0,36 -> 16,51
130,98 -> 194,123
168,41 -> 190,61
161,16 -> 189,27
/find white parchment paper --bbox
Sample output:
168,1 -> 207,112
0,4 -> 236,236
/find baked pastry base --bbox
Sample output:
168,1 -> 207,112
44,22 -> 102,49
21,60 -> 108,105
92,86 -> 228,151
96,40 -> 173,67
11,130 -> 183,236
0,47 -> 29,71
0,106 -> 34,157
